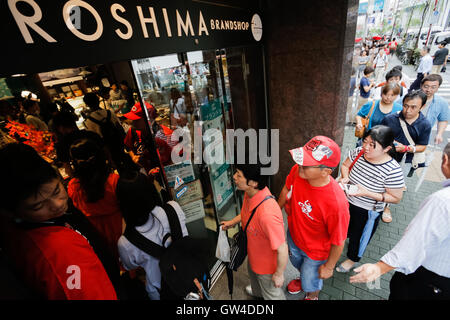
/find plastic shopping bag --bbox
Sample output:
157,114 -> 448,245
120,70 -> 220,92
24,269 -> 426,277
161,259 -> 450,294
215,228 -> 231,262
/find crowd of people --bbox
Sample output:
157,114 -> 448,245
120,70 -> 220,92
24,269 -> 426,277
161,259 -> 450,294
349,36 -> 448,124
0,82 -> 193,300
0,49 -> 448,301
222,132 -> 449,301
216,36 -> 449,301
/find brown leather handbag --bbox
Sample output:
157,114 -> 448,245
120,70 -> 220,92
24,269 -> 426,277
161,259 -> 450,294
355,100 -> 376,138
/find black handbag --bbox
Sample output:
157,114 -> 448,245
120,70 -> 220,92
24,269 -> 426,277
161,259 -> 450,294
228,195 -> 275,271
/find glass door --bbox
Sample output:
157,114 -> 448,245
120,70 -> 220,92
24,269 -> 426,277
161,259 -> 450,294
130,49 -> 241,274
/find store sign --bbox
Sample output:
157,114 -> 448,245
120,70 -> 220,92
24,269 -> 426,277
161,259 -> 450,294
164,160 -> 195,188
171,180 -> 204,207
0,0 -> 262,76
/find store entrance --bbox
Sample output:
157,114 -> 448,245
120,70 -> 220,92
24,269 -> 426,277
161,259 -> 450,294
1,44 -> 267,287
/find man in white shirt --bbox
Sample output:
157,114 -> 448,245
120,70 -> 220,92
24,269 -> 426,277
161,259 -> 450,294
409,46 -> 433,92
349,142 -> 450,300
373,48 -> 388,84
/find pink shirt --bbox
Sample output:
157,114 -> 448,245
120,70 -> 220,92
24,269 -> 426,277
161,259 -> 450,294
240,187 -> 286,275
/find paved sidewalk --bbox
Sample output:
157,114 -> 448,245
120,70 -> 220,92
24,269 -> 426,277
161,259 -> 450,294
210,125 -> 446,300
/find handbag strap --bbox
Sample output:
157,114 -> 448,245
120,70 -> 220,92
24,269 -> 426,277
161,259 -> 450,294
365,100 -> 376,125
399,118 -> 415,146
349,148 -> 365,172
243,195 -> 275,233
123,203 -> 181,259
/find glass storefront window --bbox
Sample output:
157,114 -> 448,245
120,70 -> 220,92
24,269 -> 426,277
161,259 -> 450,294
131,49 -> 242,272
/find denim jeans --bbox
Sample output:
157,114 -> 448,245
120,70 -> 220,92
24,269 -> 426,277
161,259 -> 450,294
287,231 -> 327,292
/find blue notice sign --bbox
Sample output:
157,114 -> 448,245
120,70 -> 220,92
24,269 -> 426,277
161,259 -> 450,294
358,2 -> 368,15
373,0 -> 385,12
176,186 -> 188,199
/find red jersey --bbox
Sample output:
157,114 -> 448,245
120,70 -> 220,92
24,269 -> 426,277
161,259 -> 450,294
1,221 -> 117,300
68,173 -> 123,260
285,165 -> 350,260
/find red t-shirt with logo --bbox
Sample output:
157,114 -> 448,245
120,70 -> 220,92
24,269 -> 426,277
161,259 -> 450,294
285,165 -> 350,261
1,222 -> 117,300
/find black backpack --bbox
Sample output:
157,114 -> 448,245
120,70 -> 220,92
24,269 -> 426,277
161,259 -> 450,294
123,203 -> 211,300
87,110 -> 125,149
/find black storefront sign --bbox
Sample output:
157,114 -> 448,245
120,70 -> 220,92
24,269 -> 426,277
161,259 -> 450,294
0,0 -> 263,76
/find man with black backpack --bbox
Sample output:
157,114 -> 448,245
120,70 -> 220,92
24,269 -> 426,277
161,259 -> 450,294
116,171 -> 211,300
83,93 -> 131,172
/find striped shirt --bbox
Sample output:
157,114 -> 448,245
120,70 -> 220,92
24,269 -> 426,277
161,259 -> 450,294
381,180 -> 450,277
347,147 -> 405,211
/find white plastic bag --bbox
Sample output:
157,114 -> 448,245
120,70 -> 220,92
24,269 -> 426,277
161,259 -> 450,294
215,228 -> 231,262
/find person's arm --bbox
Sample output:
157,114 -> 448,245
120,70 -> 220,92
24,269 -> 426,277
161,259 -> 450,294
363,81 -> 373,93
277,186 -> 289,209
351,192 -> 448,283
62,162 -> 74,179
394,141 -> 427,153
425,56 -> 433,76
349,261 -> 394,283
221,214 -> 241,230
272,242 -> 288,288
338,157 -> 352,184
318,243 -> 345,279
355,115 -> 364,131
435,121 -> 448,145
352,185 -> 403,204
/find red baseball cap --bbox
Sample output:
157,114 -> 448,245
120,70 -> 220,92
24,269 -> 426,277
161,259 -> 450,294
289,136 -> 341,168
123,102 -> 156,120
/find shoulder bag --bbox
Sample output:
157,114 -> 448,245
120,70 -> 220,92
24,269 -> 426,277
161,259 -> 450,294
355,100 -> 376,138
228,195 -> 275,271
348,148 -> 365,172
398,118 -> 426,169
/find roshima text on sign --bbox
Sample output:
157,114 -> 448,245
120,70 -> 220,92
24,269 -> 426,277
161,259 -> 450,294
1,0 -> 262,76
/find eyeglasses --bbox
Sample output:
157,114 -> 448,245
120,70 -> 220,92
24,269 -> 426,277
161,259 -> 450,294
301,165 -> 334,170
422,85 -> 439,90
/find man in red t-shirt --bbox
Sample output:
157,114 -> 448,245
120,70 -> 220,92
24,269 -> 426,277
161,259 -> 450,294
388,38 -> 398,57
278,136 -> 350,300
222,162 -> 288,300
122,101 -> 158,172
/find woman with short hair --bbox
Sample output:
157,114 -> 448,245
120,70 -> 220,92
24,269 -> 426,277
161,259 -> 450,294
336,125 -> 405,273
356,82 -> 403,135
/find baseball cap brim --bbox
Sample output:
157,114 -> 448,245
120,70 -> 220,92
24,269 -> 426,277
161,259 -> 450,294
289,147 -> 321,166
123,111 -> 142,120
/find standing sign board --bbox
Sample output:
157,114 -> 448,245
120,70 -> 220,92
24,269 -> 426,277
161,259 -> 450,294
0,0 -> 263,76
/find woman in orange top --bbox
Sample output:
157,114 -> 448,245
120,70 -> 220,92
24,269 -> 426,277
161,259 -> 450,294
67,137 -> 123,262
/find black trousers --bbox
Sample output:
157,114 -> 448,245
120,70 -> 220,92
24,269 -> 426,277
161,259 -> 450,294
390,267 -> 450,300
346,203 -> 381,262
408,72 -> 424,92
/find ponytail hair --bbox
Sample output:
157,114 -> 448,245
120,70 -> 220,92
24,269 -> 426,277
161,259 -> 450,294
69,138 -> 110,202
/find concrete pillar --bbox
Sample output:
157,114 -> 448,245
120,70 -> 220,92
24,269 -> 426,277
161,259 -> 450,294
264,0 -> 358,193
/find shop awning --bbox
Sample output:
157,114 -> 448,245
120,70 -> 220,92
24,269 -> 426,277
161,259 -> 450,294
0,0 -> 262,77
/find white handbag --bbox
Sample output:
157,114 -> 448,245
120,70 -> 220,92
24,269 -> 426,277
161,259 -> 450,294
215,228 -> 231,262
